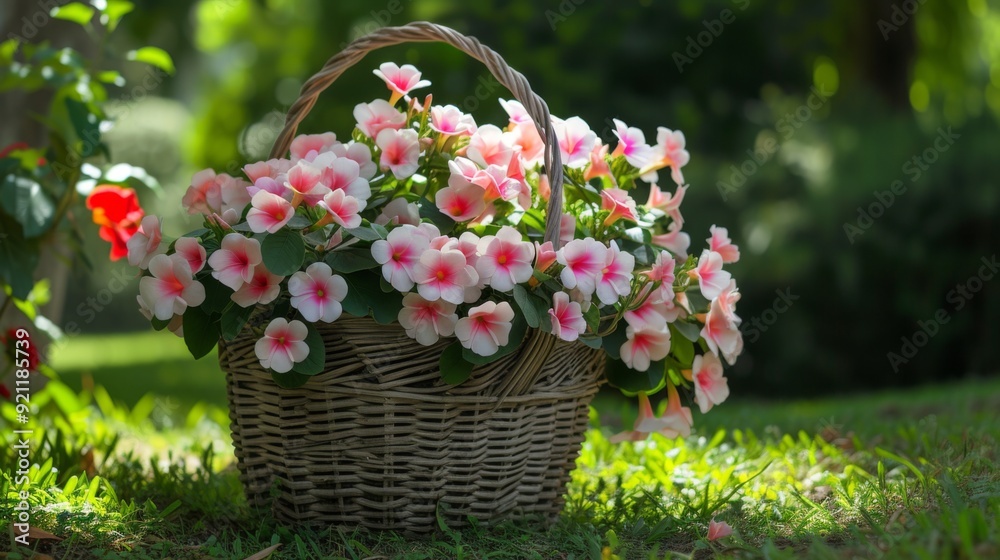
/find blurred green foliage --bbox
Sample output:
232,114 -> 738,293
14,0 -> 997,395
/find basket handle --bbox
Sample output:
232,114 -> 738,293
269,21 -> 565,245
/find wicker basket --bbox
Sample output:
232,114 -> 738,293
218,21 -> 605,533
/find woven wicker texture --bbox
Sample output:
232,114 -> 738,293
222,22 -> 605,533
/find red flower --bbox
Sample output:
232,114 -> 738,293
86,185 -> 144,261
1,327 -> 42,372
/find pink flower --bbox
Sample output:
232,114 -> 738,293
247,191 -> 294,234
534,241 -> 557,273
715,279 -> 742,326
624,285 -> 671,330
290,132 -> 337,161
508,121 -> 544,167
430,104 -> 475,136
467,124 -> 514,169
372,62 -> 431,104
397,293 -> 458,345
330,142 -> 377,180
375,128 -> 420,179
218,174 -> 252,217
557,238 -> 607,297
701,296 -> 743,365
455,301 -> 515,356
320,189 -> 363,229
559,213 -> 576,248
548,291 -> 587,342
584,142 -> 612,182
371,225 -> 430,291
609,388 -> 692,442
652,221 -> 691,259
641,127 -> 690,186
600,188 -> 640,226
474,164 -> 520,203
375,198 -> 421,226
435,180 -> 486,222
646,184 -> 687,227
126,215 -> 163,269
207,233 -> 263,290
476,226 -> 535,292
708,225 -> 740,264
288,262 -> 348,322
138,254 -> 206,321
596,241 -> 635,305
248,176 -> 291,200
285,161 -> 329,207
136,295 -> 183,337
353,99 -> 406,138
609,392 -> 657,443
707,519 -> 733,541
412,248 -> 477,305
448,157 -> 480,188
648,250 -> 676,284
611,119 -> 653,168
689,250 -> 732,300
692,352 -> 729,413
174,237 -> 206,274
231,266 -> 283,308
552,116 -> 597,169
181,169 -> 221,215
499,98 -> 531,124
244,158 -> 292,183
254,318 -> 310,374
620,324 -> 671,372
311,152 -> 372,203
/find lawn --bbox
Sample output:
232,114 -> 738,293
2,333 -> 998,559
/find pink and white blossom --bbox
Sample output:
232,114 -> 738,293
476,226 -> 535,292
508,121 -> 544,166
285,161 -> 329,206
707,519 -> 734,541
372,62 -> 431,103
254,318 -> 310,374
467,124 -> 514,169
181,169 -> 221,215
397,293 -> 458,345
288,262 -> 348,322
611,119 -> 653,168
218,174 -> 252,217
559,213 -> 576,248
596,241 -> 635,305
174,237 -> 207,274
609,386 -> 692,441
692,352 -> 729,413
557,238 -> 607,297
701,296 -> 743,365
290,132 -> 338,161
435,180 -> 486,222
648,250 -> 676,284
601,188 -> 640,226
207,233 -> 263,290
246,191 -> 295,234
329,142 -> 377,179
499,98 -> 531,124
371,225 -> 430,291
623,285 -> 671,330
689,250 -> 732,300
375,197 -> 421,226
474,164 -> 520,203
310,152 -> 372,204
139,254 -> 206,321
584,142 -> 612,182
454,301 -> 515,356
620,324 -> 671,372
552,116 -> 597,169
248,176 -> 291,200
646,184 -> 686,227
231,266 -> 283,308
375,128 -> 420,179
708,225 -> 740,264
126,215 -> 163,269
353,99 -> 406,138
548,291 -> 587,342
534,240 -> 557,273
412,248 -> 477,305
430,104 -> 475,136
652,221 -> 691,259
320,189 -> 363,229
641,127 -> 690,186
136,295 -> 183,337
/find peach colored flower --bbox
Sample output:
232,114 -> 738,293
290,132 -> 338,161
600,188 -> 640,226
651,221 -> 691,259
692,352 -> 729,413
174,237 -> 207,274
708,225 -> 740,264
181,169 -> 221,215
139,254 -> 206,321
641,127 -> 690,186
455,301 -> 515,356
126,215 -> 163,269
707,519 -> 733,541
430,104 -> 475,136
646,184 -> 687,227
321,189 -> 363,229
467,124 -> 514,169
436,181 -> 486,222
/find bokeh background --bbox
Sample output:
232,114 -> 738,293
3,0 -> 997,398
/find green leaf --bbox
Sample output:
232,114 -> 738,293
50,3 -> 95,26
672,319 -> 702,343
670,326 -> 695,367
64,98 -> 101,157
289,321 -> 326,376
601,321 -> 629,360
345,225 -> 383,241
0,215 -> 39,299
101,0 -> 134,32
605,356 -> 667,394
582,301 -> 600,334
340,272 -> 403,324
415,198 -> 455,234
182,306 -> 218,359
271,370 -> 311,389
1,174 -> 54,238
260,230 -> 305,276
126,46 -> 175,75
512,285 -> 540,329
462,314 -> 528,365
685,289 -> 711,311
439,341 -> 473,385
220,303 -> 254,341
371,223 -> 389,239
199,275 -> 232,315
324,247 -> 378,274
150,316 -> 171,331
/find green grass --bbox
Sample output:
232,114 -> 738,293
2,332 -> 998,559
